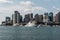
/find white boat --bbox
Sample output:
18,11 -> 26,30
13,23 -> 20,26
25,21 -> 37,27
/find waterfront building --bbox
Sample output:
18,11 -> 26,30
29,13 -> 33,21
53,16 -> 55,22
39,15 -> 43,22
12,14 -> 15,24
24,13 -> 33,23
10,20 -> 13,25
5,17 -> 11,24
43,13 -> 49,23
48,12 -> 53,22
24,14 -> 30,23
34,14 -> 43,23
12,11 -> 22,25
2,21 -> 6,25
55,12 -> 60,23
34,14 -> 39,22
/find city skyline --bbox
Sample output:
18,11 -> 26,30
2,10 -> 54,26
1,10 -> 60,26
0,0 -> 60,24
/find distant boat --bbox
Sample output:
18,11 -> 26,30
13,23 -> 20,26
13,23 -> 23,27
24,21 -> 37,27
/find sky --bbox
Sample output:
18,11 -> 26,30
0,0 -> 60,24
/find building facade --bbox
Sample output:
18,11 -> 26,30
43,13 -> 49,23
34,14 -> 43,23
55,12 -> 60,23
12,11 -> 22,25
5,17 -> 11,24
48,12 -> 53,22
24,13 -> 33,23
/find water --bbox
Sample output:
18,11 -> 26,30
0,26 -> 60,40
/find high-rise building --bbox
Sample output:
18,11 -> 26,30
43,13 -> 49,22
34,14 -> 43,23
34,14 -> 39,22
24,14 -> 30,23
24,13 -> 33,23
39,15 -> 43,22
12,14 -> 15,24
29,13 -> 33,20
12,11 -> 22,25
5,17 -> 10,24
48,12 -> 53,22
55,12 -> 60,23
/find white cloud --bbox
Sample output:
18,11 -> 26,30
53,6 -> 60,11
0,0 -> 13,3
20,1 -> 34,6
0,1 -> 47,14
19,1 -> 47,13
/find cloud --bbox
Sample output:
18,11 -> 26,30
0,0 -> 13,3
0,1 -> 47,14
53,6 -> 60,11
20,1 -> 34,6
19,1 -> 47,13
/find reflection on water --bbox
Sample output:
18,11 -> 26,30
0,26 -> 60,40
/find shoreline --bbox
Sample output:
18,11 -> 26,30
0,24 -> 60,27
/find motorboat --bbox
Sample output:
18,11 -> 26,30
13,23 -> 20,26
24,21 -> 37,27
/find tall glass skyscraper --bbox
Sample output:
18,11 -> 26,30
48,12 -> 53,22
12,11 -> 22,25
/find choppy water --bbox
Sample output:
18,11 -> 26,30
0,26 -> 60,40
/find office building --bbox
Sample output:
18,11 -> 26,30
43,13 -> 49,23
34,14 -> 39,22
39,15 -> 43,22
12,11 -> 22,25
55,12 -> 60,23
34,14 -> 43,23
29,13 -> 33,21
48,12 -> 53,22
24,14 -> 30,23
5,17 -> 11,24
24,13 -> 33,23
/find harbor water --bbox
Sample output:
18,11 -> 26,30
0,26 -> 60,40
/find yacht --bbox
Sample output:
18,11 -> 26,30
13,23 -> 20,26
25,21 -> 37,27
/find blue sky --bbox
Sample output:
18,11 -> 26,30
0,0 -> 60,24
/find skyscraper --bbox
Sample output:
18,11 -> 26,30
55,12 -> 60,23
24,13 -> 33,23
34,14 -> 39,22
12,11 -> 22,25
38,15 -> 43,22
48,12 -> 53,22
29,13 -> 33,21
34,14 -> 43,23
5,17 -> 10,24
43,13 -> 49,23
24,14 -> 30,23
